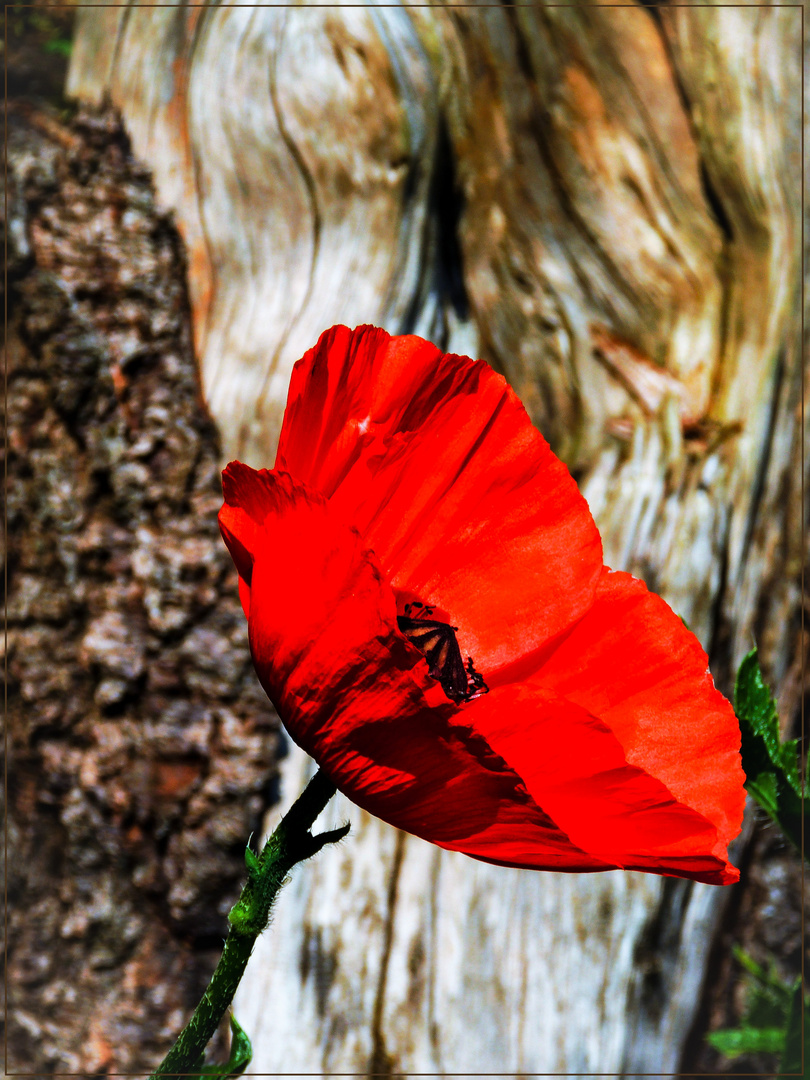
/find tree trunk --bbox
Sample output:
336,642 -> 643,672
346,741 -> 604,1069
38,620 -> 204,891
3,103 -> 281,1075
13,1 -> 802,1073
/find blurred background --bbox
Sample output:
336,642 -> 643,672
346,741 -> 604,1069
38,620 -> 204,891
4,1 -> 805,1074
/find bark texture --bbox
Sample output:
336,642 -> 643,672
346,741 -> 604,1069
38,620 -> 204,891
9,0 -> 802,1074
4,104 -> 280,1075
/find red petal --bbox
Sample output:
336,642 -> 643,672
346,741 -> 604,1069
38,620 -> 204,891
219,463 -> 613,871
275,325 -> 603,671
464,686 -> 738,884
218,464 -> 740,883
491,567 -> 745,872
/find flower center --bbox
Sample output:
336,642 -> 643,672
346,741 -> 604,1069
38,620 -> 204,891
396,601 -> 489,704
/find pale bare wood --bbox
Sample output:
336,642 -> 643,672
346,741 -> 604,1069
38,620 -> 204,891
66,2 -> 803,1073
657,4 -> 803,672
68,2 -> 449,465
243,744 -> 670,1073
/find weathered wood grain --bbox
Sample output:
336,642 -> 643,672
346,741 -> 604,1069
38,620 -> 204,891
244,745 -> 668,1073
69,3 -> 457,466
65,2 -> 803,1073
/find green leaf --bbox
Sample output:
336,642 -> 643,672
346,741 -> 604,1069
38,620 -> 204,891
780,979 -> 806,1076
708,948 -> 803,1066
43,38 -> 72,58
226,1015 -> 253,1074
734,649 -> 801,793
244,842 -> 262,878
734,647 -> 803,854
732,945 -> 796,1008
197,1015 -> 253,1078
707,1026 -> 787,1057
744,984 -> 795,1032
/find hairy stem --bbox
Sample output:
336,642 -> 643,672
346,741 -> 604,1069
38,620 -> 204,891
150,768 -> 348,1079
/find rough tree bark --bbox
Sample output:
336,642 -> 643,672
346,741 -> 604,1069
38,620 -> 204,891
7,1 -> 803,1075
3,104 -> 281,1075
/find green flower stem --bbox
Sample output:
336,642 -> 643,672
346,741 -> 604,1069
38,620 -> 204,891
150,768 -> 348,1079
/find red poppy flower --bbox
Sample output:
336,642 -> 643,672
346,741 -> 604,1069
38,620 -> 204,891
219,325 -> 745,885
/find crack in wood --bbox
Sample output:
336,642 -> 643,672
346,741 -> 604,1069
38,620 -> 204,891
367,829 -> 407,1079
262,9 -> 322,394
